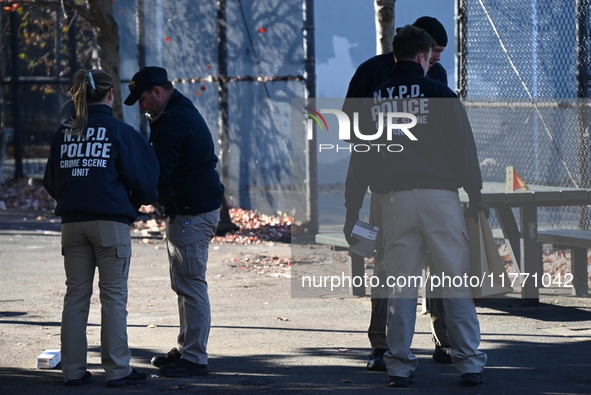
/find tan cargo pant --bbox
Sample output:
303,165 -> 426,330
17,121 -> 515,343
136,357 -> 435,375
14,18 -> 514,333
367,193 -> 450,351
379,189 -> 487,377
166,208 -> 220,365
61,220 -> 132,381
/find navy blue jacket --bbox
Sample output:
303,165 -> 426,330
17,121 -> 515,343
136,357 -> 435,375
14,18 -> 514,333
344,61 -> 483,215
344,51 -> 447,100
149,89 -> 224,215
342,53 -> 446,145
43,104 -> 159,224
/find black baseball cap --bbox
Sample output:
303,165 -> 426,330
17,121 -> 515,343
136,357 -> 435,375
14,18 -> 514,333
124,66 -> 169,105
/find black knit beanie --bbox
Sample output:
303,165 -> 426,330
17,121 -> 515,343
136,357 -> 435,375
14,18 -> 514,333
412,16 -> 448,47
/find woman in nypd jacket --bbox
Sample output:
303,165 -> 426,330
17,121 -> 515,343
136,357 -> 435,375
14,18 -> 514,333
43,69 -> 158,388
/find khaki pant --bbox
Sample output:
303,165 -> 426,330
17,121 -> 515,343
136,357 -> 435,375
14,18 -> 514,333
367,193 -> 449,351
379,190 -> 487,377
61,220 -> 132,381
166,209 -> 220,365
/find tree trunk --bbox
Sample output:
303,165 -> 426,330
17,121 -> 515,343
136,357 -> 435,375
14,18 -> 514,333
374,0 -> 396,54
86,0 -> 123,120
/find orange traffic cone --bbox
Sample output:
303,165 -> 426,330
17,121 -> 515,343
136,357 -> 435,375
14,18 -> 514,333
506,166 -> 529,192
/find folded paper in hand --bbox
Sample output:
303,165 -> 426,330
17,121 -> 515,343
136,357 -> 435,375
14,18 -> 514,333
349,220 -> 379,258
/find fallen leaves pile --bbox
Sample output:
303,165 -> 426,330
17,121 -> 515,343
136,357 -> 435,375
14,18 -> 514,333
132,206 -> 292,245
213,208 -> 292,244
498,243 -> 591,287
0,178 -> 55,211
498,244 -> 517,273
0,179 -> 292,245
542,249 -> 591,287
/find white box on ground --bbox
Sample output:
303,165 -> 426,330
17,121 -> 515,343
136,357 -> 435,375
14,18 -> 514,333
349,220 -> 379,258
37,349 -> 61,369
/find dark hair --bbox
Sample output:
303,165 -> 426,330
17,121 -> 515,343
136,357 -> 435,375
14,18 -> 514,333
160,81 -> 174,91
63,69 -> 114,135
393,25 -> 437,62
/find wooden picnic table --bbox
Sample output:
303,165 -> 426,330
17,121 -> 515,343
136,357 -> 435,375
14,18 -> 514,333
460,182 -> 591,306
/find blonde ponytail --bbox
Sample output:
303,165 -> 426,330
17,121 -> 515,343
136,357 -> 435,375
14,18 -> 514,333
63,69 -> 114,136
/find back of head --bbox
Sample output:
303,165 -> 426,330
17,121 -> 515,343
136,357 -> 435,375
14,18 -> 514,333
70,69 -> 113,105
393,25 -> 437,62
64,69 -> 114,135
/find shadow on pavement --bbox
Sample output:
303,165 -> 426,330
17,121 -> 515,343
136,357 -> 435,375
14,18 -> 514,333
476,296 -> 591,322
1,337 -> 590,394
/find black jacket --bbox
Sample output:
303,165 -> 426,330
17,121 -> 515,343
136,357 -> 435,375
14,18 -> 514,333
149,89 -> 224,215
343,51 -> 447,100
43,104 -> 159,224
344,61 -> 483,215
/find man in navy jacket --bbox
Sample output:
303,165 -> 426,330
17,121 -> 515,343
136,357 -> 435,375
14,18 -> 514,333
344,25 -> 488,388
342,16 -> 454,372
125,66 -> 224,377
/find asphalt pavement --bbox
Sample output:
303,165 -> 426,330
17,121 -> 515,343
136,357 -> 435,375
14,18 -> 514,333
0,209 -> 590,394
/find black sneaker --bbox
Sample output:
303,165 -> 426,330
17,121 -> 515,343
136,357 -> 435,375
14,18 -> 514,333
64,370 -> 92,386
151,347 -> 182,367
105,369 -> 147,387
389,375 -> 412,388
366,348 -> 388,371
460,372 -> 483,386
433,345 -> 453,364
158,358 -> 210,377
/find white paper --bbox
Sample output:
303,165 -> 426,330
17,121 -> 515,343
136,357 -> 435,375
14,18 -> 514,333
37,349 -> 61,369
349,220 -> 379,258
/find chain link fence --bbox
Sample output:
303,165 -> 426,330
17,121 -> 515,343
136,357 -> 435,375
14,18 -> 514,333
1,0 -> 309,218
0,0 -> 99,179
458,0 -> 591,229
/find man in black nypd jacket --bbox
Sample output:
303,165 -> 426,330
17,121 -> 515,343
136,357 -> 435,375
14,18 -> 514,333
344,25 -> 488,388
342,16 -> 454,372
125,66 -> 224,378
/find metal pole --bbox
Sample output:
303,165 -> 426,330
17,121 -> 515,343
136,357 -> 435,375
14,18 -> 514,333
217,0 -> 229,189
10,9 -> 23,179
68,11 -> 78,74
61,8 -> 78,125
136,0 -> 148,137
455,0 -> 467,97
54,9 -> 62,127
576,0 -> 591,228
303,0 -> 318,234
0,11 -> 5,130
577,1 -> 591,100
531,0 -> 540,181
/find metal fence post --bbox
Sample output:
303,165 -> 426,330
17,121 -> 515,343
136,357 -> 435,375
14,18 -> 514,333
577,0 -> 591,228
217,0 -> 229,191
9,10 -> 23,180
0,128 -> 14,186
303,0 -> 318,235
